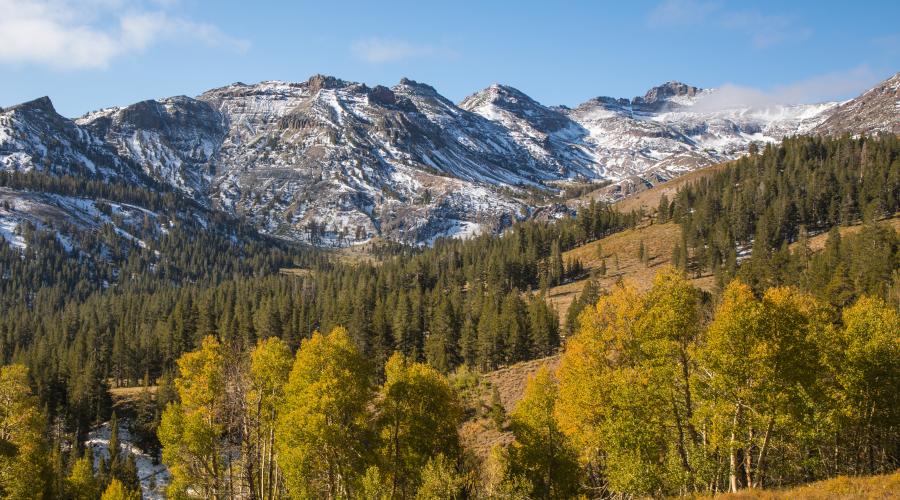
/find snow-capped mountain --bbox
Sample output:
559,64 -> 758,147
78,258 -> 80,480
192,75 -> 554,244
812,72 -> 900,136
1,73 -> 897,248
78,96 -> 226,198
0,97 -> 144,183
462,80 -> 845,200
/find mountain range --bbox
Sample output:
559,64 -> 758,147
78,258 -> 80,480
1,72 -> 898,250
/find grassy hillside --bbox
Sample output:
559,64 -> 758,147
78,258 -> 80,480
458,356 -> 560,459
790,216 -> 900,252
703,470 -> 900,499
547,220 -> 716,321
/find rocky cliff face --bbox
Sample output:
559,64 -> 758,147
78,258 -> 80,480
812,72 -> 900,136
0,96 -> 141,182
78,97 -> 226,198
1,73 -> 897,248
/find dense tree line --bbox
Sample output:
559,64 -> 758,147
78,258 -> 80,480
667,135 -> 899,301
0,363 -> 162,498
8,268 -> 892,498
0,179 -> 634,459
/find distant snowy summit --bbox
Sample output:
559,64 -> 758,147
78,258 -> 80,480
1,72 -> 897,247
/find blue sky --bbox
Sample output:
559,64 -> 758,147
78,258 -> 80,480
1,0 -> 898,117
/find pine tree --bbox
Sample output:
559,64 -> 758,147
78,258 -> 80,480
501,291 -> 530,364
657,194 -> 670,223
672,241 -> 683,270
489,386 -> 506,431
424,297 -> 460,373
476,300 -> 502,371
528,295 -> 559,358
549,240 -> 564,287
393,292 -> 414,357
119,454 -> 140,494
108,412 -> 120,472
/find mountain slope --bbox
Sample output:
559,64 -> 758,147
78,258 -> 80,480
0,97 -> 144,183
2,73 -> 898,248
193,76 -> 546,245
77,97 -> 226,198
812,72 -> 900,136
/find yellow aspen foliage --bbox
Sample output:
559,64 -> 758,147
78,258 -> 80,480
505,366 -> 580,499
0,364 -> 50,498
158,335 -> 228,498
248,336 -> 293,500
699,282 -> 830,490
275,326 -> 374,499
556,280 -> 644,457
377,352 -> 463,499
834,296 -> 899,422
414,454 -> 466,500
100,478 -> 140,500
66,452 -> 99,500
557,270 -> 706,496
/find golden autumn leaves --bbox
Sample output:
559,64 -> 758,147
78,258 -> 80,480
159,328 -> 465,499
553,267 -> 899,496
154,265 -> 898,498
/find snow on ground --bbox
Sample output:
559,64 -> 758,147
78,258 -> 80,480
86,420 -> 169,499
0,217 -> 25,249
423,219 -> 486,246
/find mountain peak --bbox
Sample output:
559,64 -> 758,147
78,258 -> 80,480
634,81 -> 702,106
485,84 -> 534,102
306,74 -> 348,93
459,84 -> 540,112
8,96 -> 58,115
396,77 -> 438,93
812,71 -> 900,136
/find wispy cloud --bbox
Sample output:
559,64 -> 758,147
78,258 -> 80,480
350,37 -> 456,64
646,0 -> 719,27
691,66 -> 881,112
647,0 -> 809,49
0,0 -> 249,70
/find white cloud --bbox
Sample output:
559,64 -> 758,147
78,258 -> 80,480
646,0 -> 809,49
646,0 -> 719,27
350,37 -> 456,64
691,66 -> 881,112
0,0 -> 249,70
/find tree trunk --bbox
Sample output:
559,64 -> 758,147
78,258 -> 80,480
679,350 -> 699,444
729,404 -> 743,493
753,416 -> 775,488
671,394 -> 693,477
744,426 -> 754,488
